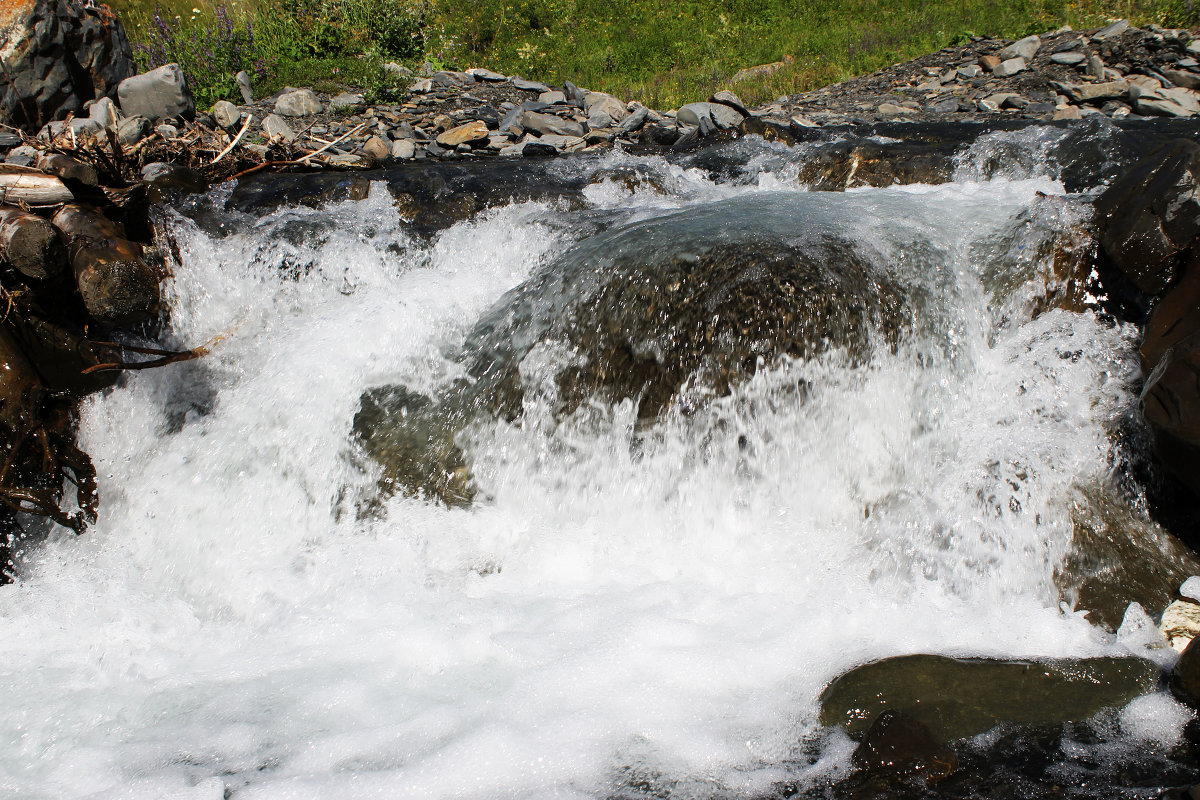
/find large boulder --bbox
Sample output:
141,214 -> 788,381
117,63 -> 194,122
1094,139 -> 1200,296
0,0 -> 135,130
354,193 -> 915,506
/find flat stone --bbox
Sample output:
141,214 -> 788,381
1056,79 -> 1129,102
587,111 -> 613,129
1134,86 -> 1200,117
274,88 -> 322,117
1163,68 -> 1200,90
391,138 -> 416,159
616,105 -> 648,134
409,78 -> 433,93
538,90 -> 567,105
212,100 -> 240,129
511,78 -> 550,92
939,68 -> 957,84
928,97 -> 960,113
1051,51 -> 1086,65
328,154 -> 364,167
432,70 -> 475,88
118,63 -> 195,121
1053,105 -> 1082,119
999,34 -> 1040,61
466,68 -> 506,81
877,101 -> 918,116
520,110 -> 584,137
535,133 -> 586,152
821,654 -> 1159,741
958,64 -> 982,78
329,92 -> 363,111
262,113 -> 296,143
1095,19 -> 1130,39
992,57 -> 1027,78
436,120 -> 490,147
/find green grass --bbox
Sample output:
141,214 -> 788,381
111,0 -> 1196,111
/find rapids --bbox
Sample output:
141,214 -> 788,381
1,124 -> 1198,798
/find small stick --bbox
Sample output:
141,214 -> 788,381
210,114 -> 254,165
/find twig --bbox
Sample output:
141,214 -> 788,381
210,114 -> 254,165
299,122 -> 367,164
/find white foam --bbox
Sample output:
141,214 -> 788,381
0,153 -> 1173,798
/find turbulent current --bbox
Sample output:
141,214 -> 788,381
2,126 -> 1199,798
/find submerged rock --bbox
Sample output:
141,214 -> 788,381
355,193 -> 917,505
819,653 -> 1160,740
851,710 -> 957,783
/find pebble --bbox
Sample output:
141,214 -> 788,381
1050,52 -> 1086,65
993,57 -> 1027,78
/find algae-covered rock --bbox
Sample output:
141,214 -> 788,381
819,653 -> 1161,741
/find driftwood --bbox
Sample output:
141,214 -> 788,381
0,204 -> 67,279
0,168 -> 74,206
52,203 -> 160,325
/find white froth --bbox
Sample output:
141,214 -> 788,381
0,147 -> 1183,798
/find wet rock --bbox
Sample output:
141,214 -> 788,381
852,711 -> 957,783
1093,139 -> 1200,295
1141,332 -> 1200,496
820,654 -> 1160,740
274,88 -> 322,117
117,63 -> 194,122
796,139 -> 953,189
0,0 -> 136,130
1161,599 -> 1200,651
1173,635 -> 1200,708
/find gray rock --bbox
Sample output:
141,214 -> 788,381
1087,54 -> 1105,79
939,68 -> 957,84
329,92 -> 363,112
585,91 -> 628,121
588,111 -> 613,129
212,100 -> 241,129
1095,19 -> 1130,39
116,115 -> 151,146
535,133 -> 586,152
928,97 -> 960,113
0,0 -> 136,131
274,88 -> 322,117
616,105 -> 648,134
235,70 -> 254,103
262,113 -> 296,143
538,90 -> 567,104
878,101 -> 918,116
958,64 -> 982,78
677,101 -> 744,128
409,78 -> 434,93
520,111 -> 584,137
87,97 -> 120,127
467,68 -> 506,81
511,78 -> 550,92
976,97 -> 1002,112
432,70 -> 475,88
1026,101 -> 1056,115
155,123 -> 177,139
522,140 -> 558,157
382,62 -> 411,78
563,80 -> 586,106
1056,79 -> 1129,102
391,138 -> 416,159
328,153 -> 365,167
1135,86 -> 1200,117
117,63 -> 195,121
1050,51 -> 1086,65
993,57 -> 1027,78
709,90 -> 751,117
999,34 -> 1040,61
4,145 -> 38,167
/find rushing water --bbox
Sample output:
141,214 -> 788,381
2,127 -> 1198,799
